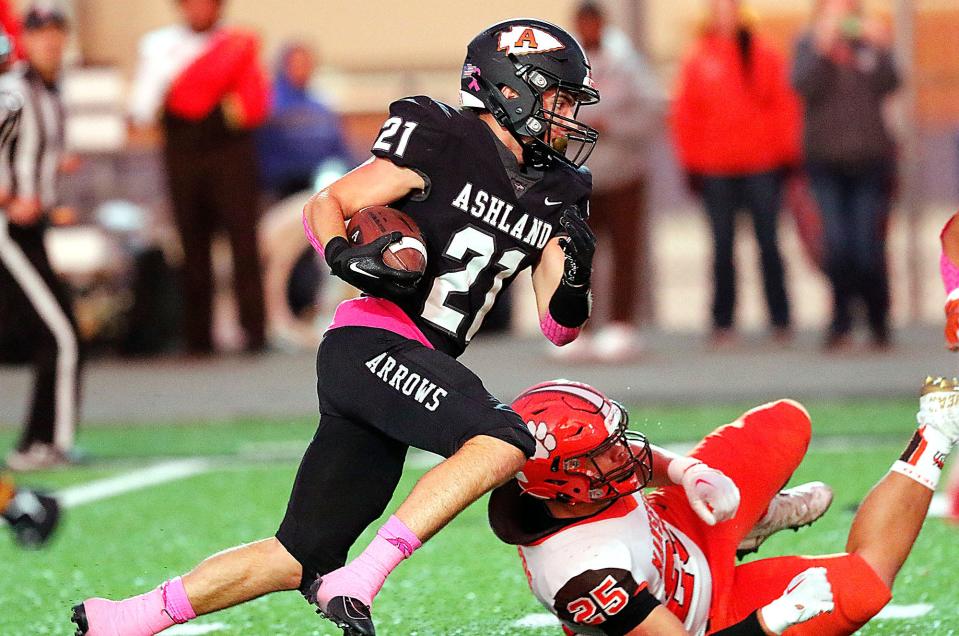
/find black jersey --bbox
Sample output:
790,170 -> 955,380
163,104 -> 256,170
369,96 -> 592,358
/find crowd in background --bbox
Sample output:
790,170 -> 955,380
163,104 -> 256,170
673,0 -> 899,352
0,0 -> 915,466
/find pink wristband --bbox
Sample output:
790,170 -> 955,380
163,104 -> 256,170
540,313 -> 581,346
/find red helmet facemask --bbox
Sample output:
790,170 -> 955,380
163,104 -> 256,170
512,380 -> 653,504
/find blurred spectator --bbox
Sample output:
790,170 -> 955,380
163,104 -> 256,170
672,0 -> 799,348
792,0 -> 899,350
128,0 -> 269,355
257,41 -> 352,200
0,5 -> 82,470
567,1 -> 665,362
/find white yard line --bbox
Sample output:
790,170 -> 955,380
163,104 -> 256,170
21,437 -> 951,516
513,613 -> 560,628
57,458 -> 213,509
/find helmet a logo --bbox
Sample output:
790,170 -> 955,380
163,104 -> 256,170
526,420 -> 557,460
496,26 -> 566,56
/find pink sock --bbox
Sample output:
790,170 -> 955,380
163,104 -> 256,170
161,577 -> 197,624
317,515 -> 422,608
82,577 -> 195,635
942,252 -> 959,294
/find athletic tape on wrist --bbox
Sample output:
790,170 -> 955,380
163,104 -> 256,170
667,456 -> 704,485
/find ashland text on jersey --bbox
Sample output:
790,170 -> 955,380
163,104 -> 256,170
368,96 -> 592,358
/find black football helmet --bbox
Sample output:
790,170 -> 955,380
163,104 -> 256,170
460,18 -> 600,169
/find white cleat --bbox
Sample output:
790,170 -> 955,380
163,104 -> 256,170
737,481 -> 834,559
918,376 -> 959,446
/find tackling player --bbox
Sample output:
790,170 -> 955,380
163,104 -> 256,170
73,19 -> 600,636
489,378 -> 957,635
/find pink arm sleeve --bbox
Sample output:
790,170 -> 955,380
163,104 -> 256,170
540,313 -> 581,346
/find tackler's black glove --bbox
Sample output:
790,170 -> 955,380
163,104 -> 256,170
324,232 -> 421,297
558,206 -> 595,289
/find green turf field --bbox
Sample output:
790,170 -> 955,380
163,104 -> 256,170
1,399 -> 958,635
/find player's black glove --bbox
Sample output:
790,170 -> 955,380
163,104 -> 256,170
558,206 -> 595,289
324,233 -> 420,297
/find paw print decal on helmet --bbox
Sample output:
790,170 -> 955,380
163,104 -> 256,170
527,420 -> 557,460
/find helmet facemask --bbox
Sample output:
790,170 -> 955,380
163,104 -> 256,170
519,66 -> 599,170
558,402 -> 653,503
479,59 -> 599,170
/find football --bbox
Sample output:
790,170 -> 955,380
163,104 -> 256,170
346,205 -> 427,275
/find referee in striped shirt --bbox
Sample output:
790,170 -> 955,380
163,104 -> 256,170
0,5 -> 80,471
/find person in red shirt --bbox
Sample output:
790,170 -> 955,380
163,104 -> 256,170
672,0 -> 800,347
128,0 -> 270,355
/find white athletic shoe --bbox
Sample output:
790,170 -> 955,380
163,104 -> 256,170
593,323 -> 643,363
918,376 -> 959,446
4,444 -> 69,472
737,481 -> 834,558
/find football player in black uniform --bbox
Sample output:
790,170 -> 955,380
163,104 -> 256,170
72,19 -> 600,636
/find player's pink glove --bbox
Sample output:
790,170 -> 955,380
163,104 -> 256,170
945,289 -> 959,351
759,567 -> 834,634
668,456 -> 741,525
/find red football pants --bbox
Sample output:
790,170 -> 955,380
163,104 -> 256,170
647,400 -> 891,635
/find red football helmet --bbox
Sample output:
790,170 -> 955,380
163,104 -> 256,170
511,380 -> 652,504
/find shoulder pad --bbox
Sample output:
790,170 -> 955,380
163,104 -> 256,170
371,96 -> 462,175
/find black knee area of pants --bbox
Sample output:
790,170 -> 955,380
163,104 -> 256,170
275,410 -> 408,598
272,531 -> 321,597
454,410 -> 536,459
276,523 -> 355,598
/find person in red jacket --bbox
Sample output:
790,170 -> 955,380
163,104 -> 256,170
672,0 -> 800,347
128,0 -> 270,355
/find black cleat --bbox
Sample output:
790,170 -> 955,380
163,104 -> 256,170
70,603 -> 89,636
3,490 -> 60,547
307,577 -> 376,636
